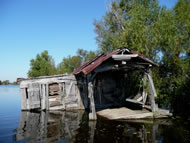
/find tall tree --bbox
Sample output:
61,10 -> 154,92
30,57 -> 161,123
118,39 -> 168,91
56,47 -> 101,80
28,50 -> 57,77
94,0 -> 162,60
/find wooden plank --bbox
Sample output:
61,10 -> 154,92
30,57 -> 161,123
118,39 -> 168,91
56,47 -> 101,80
49,105 -> 65,110
27,88 -> 40,92
126,98 -> 144,105
137,96 -> 143,102
75,84 -> 85,109
88,82 -> 97,120
61,83 -> 66,110
41,84 -> 46,110
143,92 -> 148,105
65,103 -> 79,109
142,74 -> 148,106
20,89 -> 27,110
112,54 -> 138,60
46,83 -> 49,110
27,83 -> 41,109
66,82 -> 73,97
20,83 -> 28,89
27,83 -> 32,109
147,72 -> 157,97
147,72 -> 157,112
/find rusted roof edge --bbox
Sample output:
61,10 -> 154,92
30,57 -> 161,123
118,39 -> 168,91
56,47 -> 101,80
72,53 -> 105,75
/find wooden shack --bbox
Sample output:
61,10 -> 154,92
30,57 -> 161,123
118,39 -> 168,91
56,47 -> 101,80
20,48 -> 171,120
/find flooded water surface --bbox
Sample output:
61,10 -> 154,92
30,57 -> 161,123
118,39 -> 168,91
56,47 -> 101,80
0,85 -> 190,143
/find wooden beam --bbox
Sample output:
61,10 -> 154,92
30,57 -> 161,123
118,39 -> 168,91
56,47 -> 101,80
147,72 -> 157,97
146,71 -> 157,112
112,54 -> 138,60
41,84 -> 46,110
142,74 -> 148,107
126,98 -> 144,105
88,82 -> 97,120
20,88 -> 27,110
46,84 -> 49,110
66,82 -> 73,97
59,83 -> 66,110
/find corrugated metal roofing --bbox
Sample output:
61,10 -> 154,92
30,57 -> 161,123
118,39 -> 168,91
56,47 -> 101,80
73,48 -> 158,75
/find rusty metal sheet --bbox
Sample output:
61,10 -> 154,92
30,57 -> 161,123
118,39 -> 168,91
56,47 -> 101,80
72,53 -> 105,75
82,49 -> 121,75
73,48 -> 158,75
73,49 -> 121,75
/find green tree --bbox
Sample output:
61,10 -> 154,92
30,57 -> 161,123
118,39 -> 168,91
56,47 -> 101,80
94,0 -> 162,60
77,49 -> 96,64
57,49 -> 96,74
57,56 -> 82,74
28,50 -> 57,77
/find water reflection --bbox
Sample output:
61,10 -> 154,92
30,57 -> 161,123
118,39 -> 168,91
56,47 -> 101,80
15,111 -> 190,143
16,111 -> 85,143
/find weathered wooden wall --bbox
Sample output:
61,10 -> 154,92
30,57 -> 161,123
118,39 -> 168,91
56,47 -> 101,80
20,75 -> 86,111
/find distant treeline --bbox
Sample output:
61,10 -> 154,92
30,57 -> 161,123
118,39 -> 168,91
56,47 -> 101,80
0,80 -> 18,85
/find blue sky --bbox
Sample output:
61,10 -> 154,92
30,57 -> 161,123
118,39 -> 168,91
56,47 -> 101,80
0,0 -> 177,82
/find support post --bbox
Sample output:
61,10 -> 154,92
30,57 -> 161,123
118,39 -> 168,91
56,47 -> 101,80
20,88 -> 27,110
60,83 -> 66,110
147,71 -> 157,97
142,74 -> 148,107
46,83 -> 49,110
41,84 -> 46,110
146,71 -> 158,112
88,82 -> 97,120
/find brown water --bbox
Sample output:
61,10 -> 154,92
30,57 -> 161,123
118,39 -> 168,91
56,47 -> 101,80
0,85 -> 190,143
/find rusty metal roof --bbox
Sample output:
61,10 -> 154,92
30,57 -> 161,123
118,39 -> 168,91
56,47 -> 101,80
73,48 -> 158,75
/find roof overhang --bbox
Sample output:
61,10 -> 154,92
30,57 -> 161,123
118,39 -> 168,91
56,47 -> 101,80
73,48 -> 159,75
